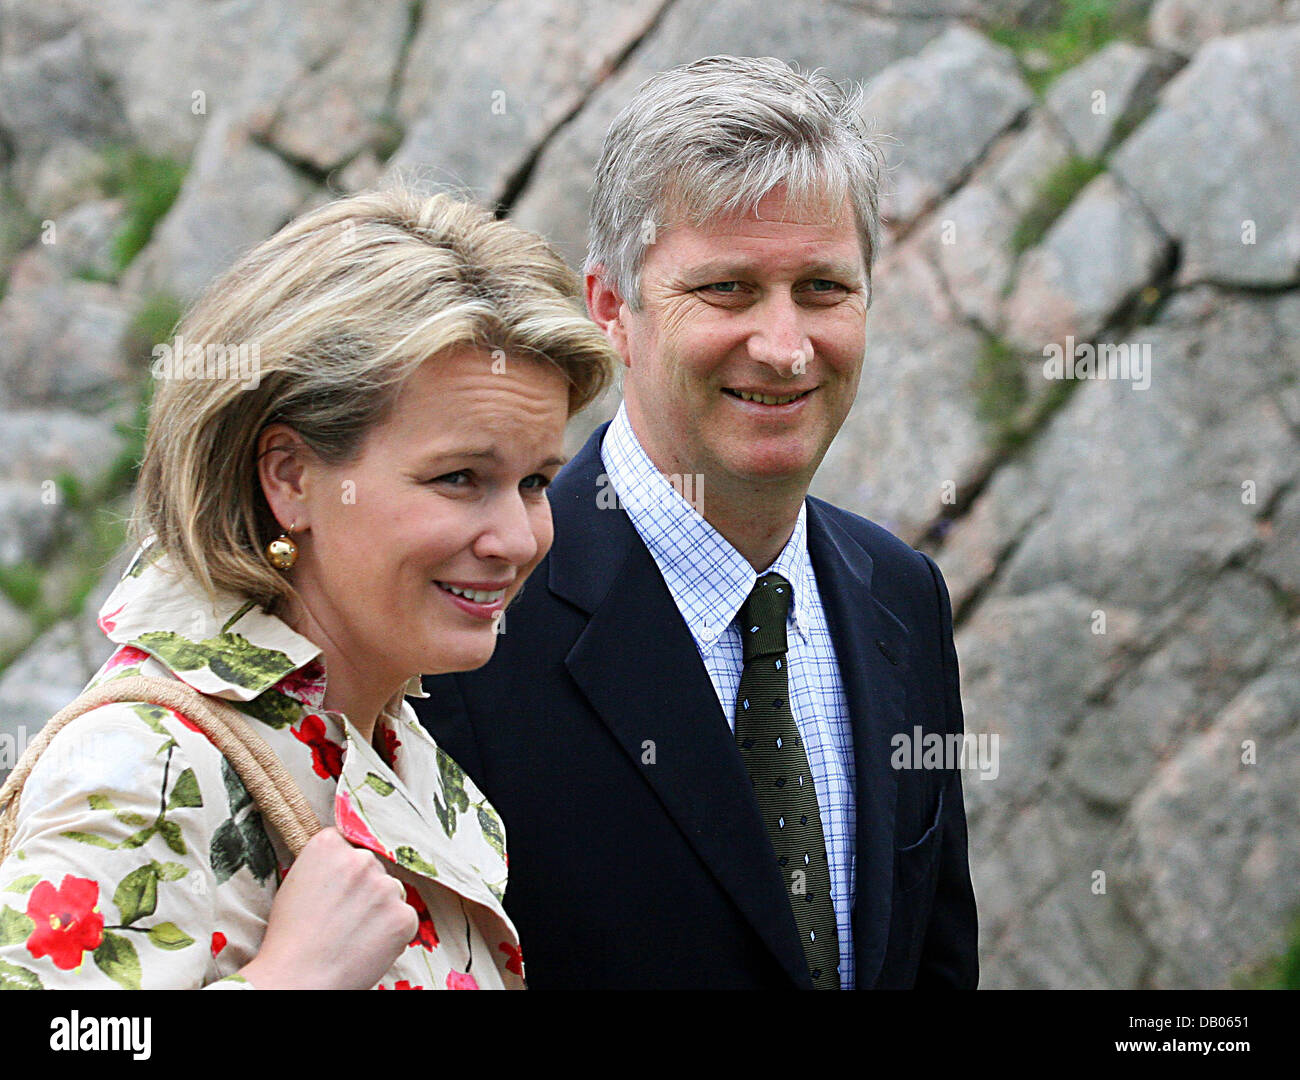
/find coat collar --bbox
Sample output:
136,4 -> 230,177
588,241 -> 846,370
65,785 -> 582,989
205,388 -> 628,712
549,422 -> 909,988
97,541 -> 427,705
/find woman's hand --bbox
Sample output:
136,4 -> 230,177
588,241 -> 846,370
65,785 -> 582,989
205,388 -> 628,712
237,827 -> 418,990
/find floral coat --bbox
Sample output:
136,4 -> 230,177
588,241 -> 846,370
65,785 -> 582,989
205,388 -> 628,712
0,543 -> 523,990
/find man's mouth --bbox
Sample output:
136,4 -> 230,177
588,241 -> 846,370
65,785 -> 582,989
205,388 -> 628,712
722,387 -> 815,406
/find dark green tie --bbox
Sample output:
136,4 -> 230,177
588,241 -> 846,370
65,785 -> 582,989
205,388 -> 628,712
735,572 -> 841,989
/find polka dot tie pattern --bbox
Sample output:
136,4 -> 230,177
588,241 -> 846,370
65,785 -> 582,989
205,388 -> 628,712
734,572 -> 841,989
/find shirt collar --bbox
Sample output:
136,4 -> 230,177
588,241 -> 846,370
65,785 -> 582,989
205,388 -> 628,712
97,541 -> 428,705
600,402 -> 813,652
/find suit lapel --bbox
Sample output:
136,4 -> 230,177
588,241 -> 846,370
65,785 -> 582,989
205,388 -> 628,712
805,498 -> 910,989
548,425 -> 815,988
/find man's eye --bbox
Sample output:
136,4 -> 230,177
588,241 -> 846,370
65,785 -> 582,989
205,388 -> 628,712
520,474 -> 552,492
429,470 -> 471,486
700,282 -> 742,294
807,279 -> 844,292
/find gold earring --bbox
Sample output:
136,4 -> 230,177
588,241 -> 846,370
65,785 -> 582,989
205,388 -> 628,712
267,524 -> 298,571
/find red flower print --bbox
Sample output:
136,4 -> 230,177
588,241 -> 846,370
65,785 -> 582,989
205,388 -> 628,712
274,659 -> 327,706
402,883 -> 439,950
378,980 -> 423,990
446,970 -> 479,990
169,708 -> 204,735
97,603 -> 125,634
104,644 -> 151,673
292,714 -> 344,780
335,789 -> 389,858
25,875 -> 104,970
211,931 -> 227,957
376,724 -> 401,768
498,941 -> 523,977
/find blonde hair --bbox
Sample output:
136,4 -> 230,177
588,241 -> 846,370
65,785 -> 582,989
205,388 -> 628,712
131,186 -> 616,615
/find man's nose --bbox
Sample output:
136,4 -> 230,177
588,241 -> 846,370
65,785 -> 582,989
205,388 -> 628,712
747,292 -> 812,375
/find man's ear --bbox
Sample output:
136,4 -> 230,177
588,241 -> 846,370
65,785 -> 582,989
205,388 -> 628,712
585,266 -> 632,368
257,423 -> 313,533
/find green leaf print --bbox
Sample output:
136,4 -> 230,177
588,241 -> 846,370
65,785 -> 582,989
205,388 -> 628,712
93,931 -> 142,990
210,819 -> 244,885
432,794 -> 453,836
228,690 -> 299,730
477,805 -> 506,860
2,875 -> 40,894
124,543 -> 163,579
60,830 -> 119,849
220,757 -> 252,816
0,905 -> 35,946
0,958 -> 42,989
210,813 -> 275,886
363,773 -> 396,797
112,865 -> 159,926
206,635 -> 293,689
129,703 -> 174,739
436,748 -> 471,817
157,819 -> 187,856
239,814 -> 276,881
146,922 -> 194,950
135,629 -> 294,692
155,862 -> 188,882
166,767 -> 202,810
133,631 -> 215,672
393,846 -> 439,878
119,825 -> 158,850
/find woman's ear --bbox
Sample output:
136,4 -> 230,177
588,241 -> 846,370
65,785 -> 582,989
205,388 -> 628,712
257,423 -> 313,532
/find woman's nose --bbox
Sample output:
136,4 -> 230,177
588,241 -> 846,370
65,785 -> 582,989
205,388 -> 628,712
474,493 -> 541,567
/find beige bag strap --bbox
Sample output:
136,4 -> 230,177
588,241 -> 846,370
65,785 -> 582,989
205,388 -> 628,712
0,674 -> 322,862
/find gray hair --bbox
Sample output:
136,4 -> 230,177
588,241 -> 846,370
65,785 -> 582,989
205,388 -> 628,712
586,54 -> 885,310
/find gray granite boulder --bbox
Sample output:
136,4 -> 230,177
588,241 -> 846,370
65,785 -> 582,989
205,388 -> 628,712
1045,41 -> 1176,159
857,25 -> 1034,227
1111,23 -> 1300,286
1005,172 -> 1171,350
124,111 -> 309,303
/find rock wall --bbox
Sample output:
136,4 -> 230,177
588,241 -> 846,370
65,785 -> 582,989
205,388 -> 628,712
0,0 -> 1296,988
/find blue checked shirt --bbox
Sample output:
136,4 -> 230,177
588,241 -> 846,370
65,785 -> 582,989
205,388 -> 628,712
601,403 -> 857,987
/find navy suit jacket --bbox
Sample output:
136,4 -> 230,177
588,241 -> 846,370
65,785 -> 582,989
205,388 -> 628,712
416,422 -> 978,988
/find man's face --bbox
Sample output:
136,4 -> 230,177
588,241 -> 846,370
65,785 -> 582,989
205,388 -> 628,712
605,184 -> 869,495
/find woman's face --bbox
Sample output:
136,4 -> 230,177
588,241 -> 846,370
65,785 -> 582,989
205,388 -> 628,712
263,348 -> 570,688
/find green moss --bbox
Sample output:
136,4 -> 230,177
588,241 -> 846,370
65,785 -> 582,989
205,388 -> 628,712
0,182 -> 41,259
123,292 -> 184,364
1234,912 -> 1300,989
54,471 -> 84,512
0,561 -> 43,613
989,0 -> 1147,97
1011,156 -> 1106,255
63,506 -> 131,618
101,148 -> 187,273
974,335 -> 1030,450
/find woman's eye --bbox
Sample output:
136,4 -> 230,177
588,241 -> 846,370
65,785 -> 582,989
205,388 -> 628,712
430,470 -> 471,486
520,474 -> 552,492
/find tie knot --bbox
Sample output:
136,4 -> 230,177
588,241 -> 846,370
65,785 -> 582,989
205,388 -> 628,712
739,573 -> 792,660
